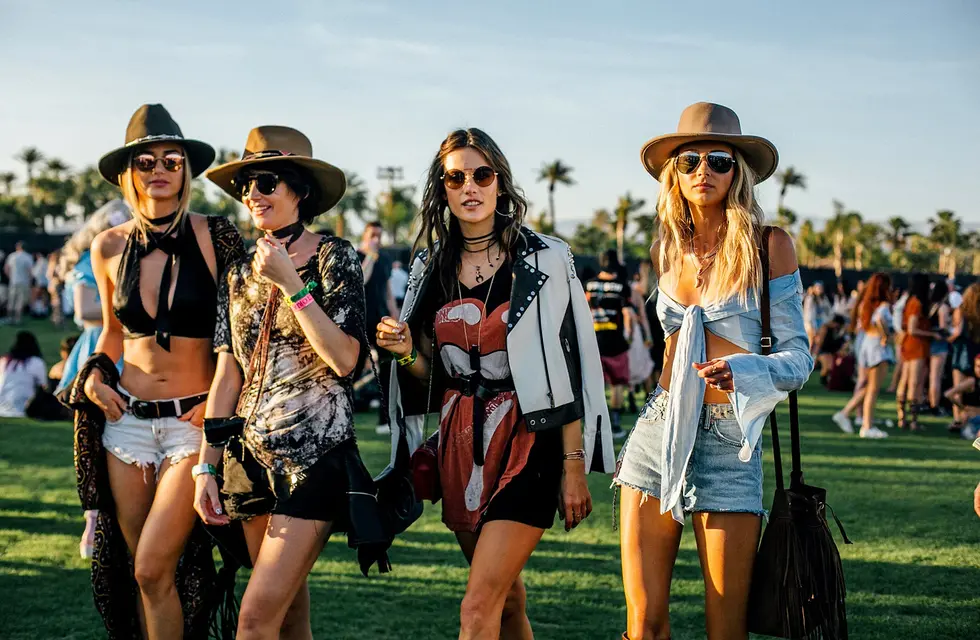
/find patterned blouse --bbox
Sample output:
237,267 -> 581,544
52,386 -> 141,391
215,235 -> 367,476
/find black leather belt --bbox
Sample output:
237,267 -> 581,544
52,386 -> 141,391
445,375 -> 515,466
120,392 -> 209,420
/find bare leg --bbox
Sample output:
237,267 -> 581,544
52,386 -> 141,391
952,370 -> 966,425
929,352 -> 948,409
887,334 -> 905,392
620,488 -> 683,640
458,521 -> 544,640
860,363 -> 886,436
237,515 -> 331,639
692,512 -> 762,640
134,456 -> 200,640
456,531 -> 532,639
896,361 -> 910,426
840,367 -> 868,418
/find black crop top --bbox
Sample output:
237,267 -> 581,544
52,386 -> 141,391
113,215 -> 244,350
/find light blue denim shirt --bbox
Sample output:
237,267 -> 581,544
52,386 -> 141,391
656,270 -> 814,522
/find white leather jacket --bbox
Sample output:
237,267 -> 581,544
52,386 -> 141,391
384,228 -> 615,475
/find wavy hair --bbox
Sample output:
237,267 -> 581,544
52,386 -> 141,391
118,147 -> 193,241
655,148 -> 764,305
414,128 -> 528,300
858,273 -> 892,331
961,283 -> 980,343
57,199 -> 132,280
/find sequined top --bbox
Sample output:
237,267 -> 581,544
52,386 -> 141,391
215,235 -> 367,475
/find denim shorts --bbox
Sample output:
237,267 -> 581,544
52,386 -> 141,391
613,386 -> 765,516
102,387 -> 203,469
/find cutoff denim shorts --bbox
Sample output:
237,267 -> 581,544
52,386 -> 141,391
102,387 -> 203,469
613,386 -> 765,516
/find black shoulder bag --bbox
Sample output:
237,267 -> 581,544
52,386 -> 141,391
747,227 -> 852,639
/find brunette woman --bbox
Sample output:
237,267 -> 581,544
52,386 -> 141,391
927,282 -> 952,414
615,103 -> 813,639
196,126 -> 383,639
378,128 -> 614,639
948,284 -> 980,432
72,104 -> 245,638
897,273 -> 937,431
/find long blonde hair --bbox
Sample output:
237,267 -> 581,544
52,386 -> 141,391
656,149 -> 764,305
118,149 -> 193,240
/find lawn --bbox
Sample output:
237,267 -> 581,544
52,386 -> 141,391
1,319 -> 979,638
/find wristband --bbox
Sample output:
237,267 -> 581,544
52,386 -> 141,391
191,463 -> 217,479
287,280 -> 319,304
563,449 -> 586,461
291,293 -> 315,311
397,347 -> 418,367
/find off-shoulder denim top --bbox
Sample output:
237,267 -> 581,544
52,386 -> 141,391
655,270 -> 814,523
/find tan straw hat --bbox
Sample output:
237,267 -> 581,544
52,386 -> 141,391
640,102 -> 778,183
205,126 -> 347,214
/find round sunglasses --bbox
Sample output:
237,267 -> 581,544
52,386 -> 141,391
442,166 -> 497,190
132,152 -> 184,173
233,172 -> 280,199
674,151 -> 735,175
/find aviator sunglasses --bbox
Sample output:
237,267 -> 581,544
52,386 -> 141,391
132,152 -> 184,173
233,172 -> 280,199
442,166 -> 497,190
674,151 -> 736,175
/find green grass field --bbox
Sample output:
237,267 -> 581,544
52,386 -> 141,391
1,319 -> 979,638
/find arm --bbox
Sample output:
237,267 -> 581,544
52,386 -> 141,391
559,418 -> 592,531
907,314 -> 938,339
945,376 -> 976,408
949,308 -> 964,342
194,352 -> 242,526
82,231 -> 127,419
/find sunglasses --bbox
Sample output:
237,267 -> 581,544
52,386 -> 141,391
132,152 -> 184,173
674,151 -> 735,175
442,166 -> 497,190
233,172 -> 280,199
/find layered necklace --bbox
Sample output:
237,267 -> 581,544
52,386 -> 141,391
462,230 -> 501,284
689,236 -> 722,289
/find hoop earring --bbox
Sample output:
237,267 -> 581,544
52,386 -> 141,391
495,207 -> 514,219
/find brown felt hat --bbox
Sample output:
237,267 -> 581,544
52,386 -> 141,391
205,126 -> 347,214
640,102 -> 778,183
98,104 -> 215,185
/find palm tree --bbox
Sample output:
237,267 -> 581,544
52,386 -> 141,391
825,201 -> 862,276
44,158 -> 69,179
16,147 -> 45,183
929,209 -> 962,276
332,171 -> 369,238
776,166 -> 807,213
0,172 -> 15,195
376,185 -> 418,244
537,160 -> 575,228
72,166 -> 120,216
775,207 -> 798,232
614,192 -> 646,262
885,216 -> 911,251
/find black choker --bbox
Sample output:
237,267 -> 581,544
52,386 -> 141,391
270,221 -> 305,249
462,230 -> 495,243
146,211 -> 178,227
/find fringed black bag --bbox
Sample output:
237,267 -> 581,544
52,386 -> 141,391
747,227 -> 852,639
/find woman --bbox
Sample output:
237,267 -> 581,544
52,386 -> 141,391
71,103 -> 244,638
0,331 -> 47,417
615,102 -> 813,640
897,273 -> 936,431
46,250 -> 64,326
377,127 -> 614,639
803,281 -> 830,352
196,126 -> 383,638
948,284 -> 980,432
927,282 -> 952,414
945,353 -> 980,440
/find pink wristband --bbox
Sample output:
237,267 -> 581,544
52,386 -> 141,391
292,293 -> 315,311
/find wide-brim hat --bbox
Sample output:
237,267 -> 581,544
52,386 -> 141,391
205,126 -> 347,215
98,104 -> 215,185
640,102 -> 778,183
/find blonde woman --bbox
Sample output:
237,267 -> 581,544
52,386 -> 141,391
614,103 -> 813,640
71,104 -> 244,638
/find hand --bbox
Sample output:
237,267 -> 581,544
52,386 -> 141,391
559,460 -> 592,531
84,372 -> 127,421
974,482 -> 980,519
179,401 -> 206,428
376,316 -> 413,358
194,473 -> 229,526
693,358 -> 734,393
253,236 -> 302,294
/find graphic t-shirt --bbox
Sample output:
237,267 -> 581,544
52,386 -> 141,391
586,275 -> 630,357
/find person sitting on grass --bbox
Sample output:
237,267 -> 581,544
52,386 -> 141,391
0,330 -> 47,418
944,353 -> 980,441
48,335 -> 79,389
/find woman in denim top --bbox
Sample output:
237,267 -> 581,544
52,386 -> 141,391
615,103 -> 813,640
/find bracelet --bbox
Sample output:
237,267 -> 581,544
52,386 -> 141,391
286,280 -> 319,304
563,449 -> 586,461
291,293 -> 315,311
191,463 -> 217,479
397,347 -> 418,367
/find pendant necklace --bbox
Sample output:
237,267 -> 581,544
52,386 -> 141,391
689,239 -> 721,288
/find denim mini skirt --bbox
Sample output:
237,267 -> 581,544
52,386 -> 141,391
613,386 -> 765,517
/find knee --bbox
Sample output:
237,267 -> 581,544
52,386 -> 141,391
133,554 -> 176,598
500,581 -> 527,622
460,586 -> 506,631
238,599 -> 276,635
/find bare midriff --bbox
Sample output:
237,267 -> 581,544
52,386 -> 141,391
119,336 -> 215,400
658,330 -> 750,405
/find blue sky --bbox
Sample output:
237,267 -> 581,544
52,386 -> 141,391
1,0 -> 977,234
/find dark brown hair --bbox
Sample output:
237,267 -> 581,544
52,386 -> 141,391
414,128 -> 528,299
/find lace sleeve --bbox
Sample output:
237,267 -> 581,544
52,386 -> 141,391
317,238 -> 367,345
214,264 -> 235,354
208,215 -> 246,276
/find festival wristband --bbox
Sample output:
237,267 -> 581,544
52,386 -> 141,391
292,293 -> 315,311
397,347 -> 418,367
191,463 -> 217,479
287,280 -> 319,304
